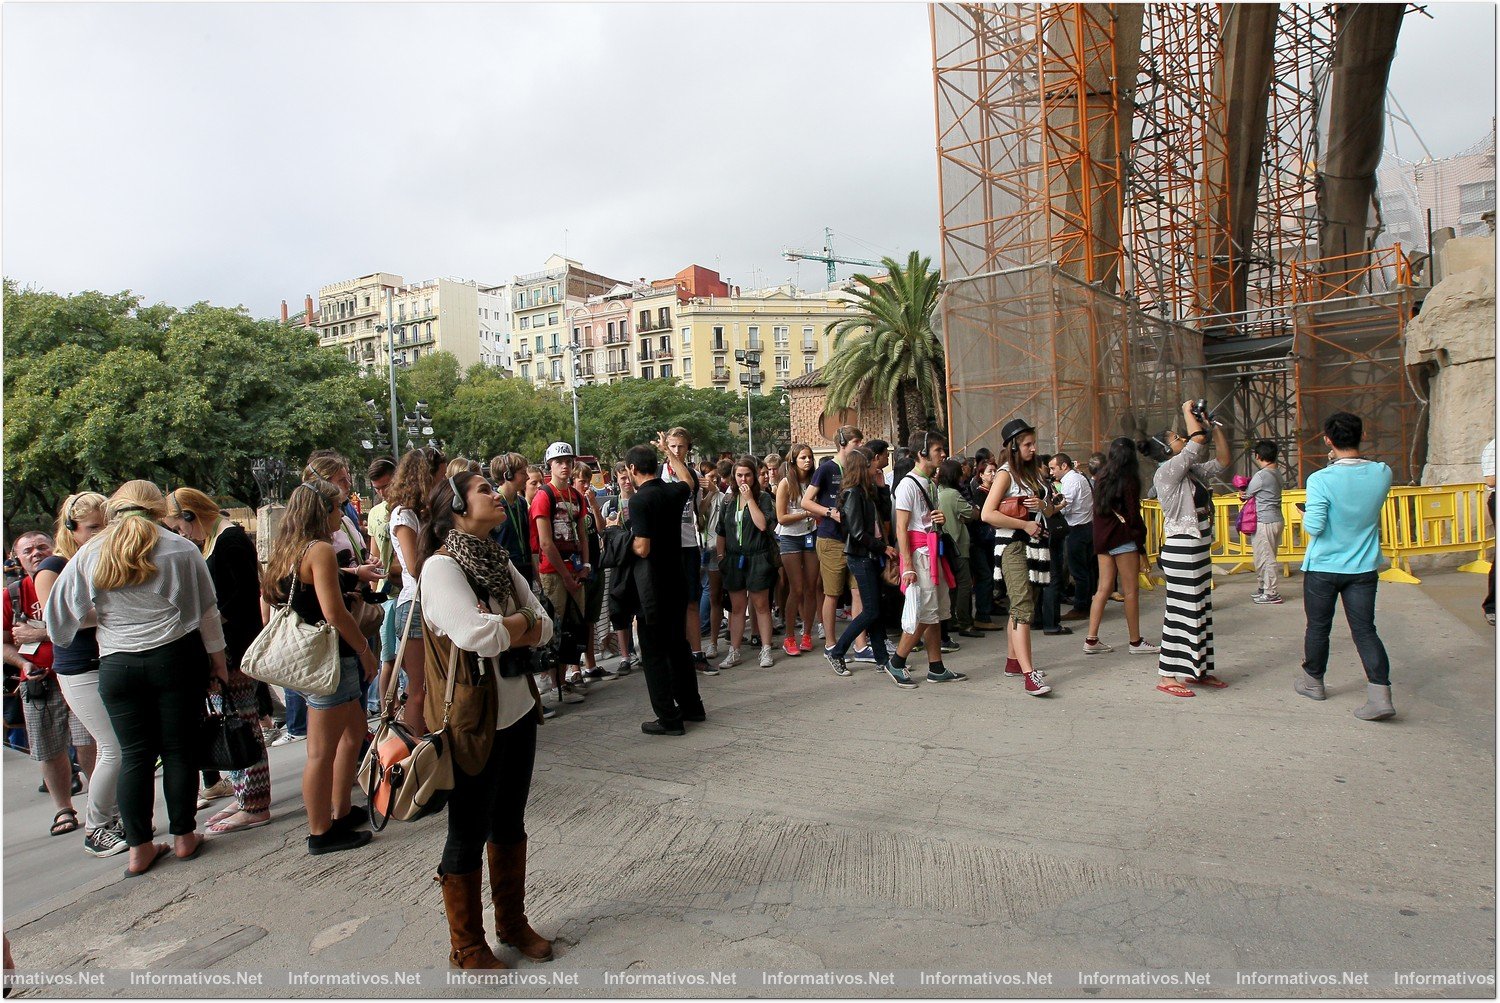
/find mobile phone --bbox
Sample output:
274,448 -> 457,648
1295,502 -> 1306,512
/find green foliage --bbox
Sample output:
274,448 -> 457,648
822,251 -> 945,447
3,280 -> 367,531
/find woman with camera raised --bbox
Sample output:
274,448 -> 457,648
418,471 -> 554,970
1152,400 -> 1232,697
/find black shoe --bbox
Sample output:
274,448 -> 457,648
939,639 -> 961,653
1042,626 -> 1074,636
331,805 -> 369,833
957,630 -> 984,639
641,719 -> 686,736
682,710 -> 707,723
308,828 -> 372,855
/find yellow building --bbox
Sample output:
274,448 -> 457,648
671,284 -> 857,395
510,255 -> 624,389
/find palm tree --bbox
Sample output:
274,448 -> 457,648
823,251 -> 944,448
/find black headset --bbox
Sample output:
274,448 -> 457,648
296,482 -> 338,515
63,494 -> 80,532
448,475 -> 467,515
169,490 -> 196,523
835,427 -> 852,449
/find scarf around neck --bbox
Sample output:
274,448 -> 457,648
443,529 -> 515,612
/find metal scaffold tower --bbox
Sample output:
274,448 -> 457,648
933,2 -> 1422,484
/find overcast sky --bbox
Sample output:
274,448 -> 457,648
3,2 -> 1493,318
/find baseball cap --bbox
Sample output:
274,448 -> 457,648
543,441 -> 575,464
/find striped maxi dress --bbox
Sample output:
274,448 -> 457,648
1157,511 -> 1214,679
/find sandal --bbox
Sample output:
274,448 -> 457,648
205,806 -> 239,828
50,807 -> 80,836
1155,680 -> 1195,698
123,843 -> 171,879
207,810 -> 272,836
1187,673 -> 1229,689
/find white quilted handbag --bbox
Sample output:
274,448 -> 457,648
241,545 -> 341,696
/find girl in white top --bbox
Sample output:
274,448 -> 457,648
774,444 -> 820,656
380,446 -> 445,729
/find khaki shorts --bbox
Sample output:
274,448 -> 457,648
998,540 -> 1035,625
539,572 -> 583,618
906,547 -> 952,625
815,536 -> 849,598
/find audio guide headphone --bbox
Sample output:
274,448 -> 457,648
448,475 -> 467,515
170,490 -> 196,523
63,494 -> 80,532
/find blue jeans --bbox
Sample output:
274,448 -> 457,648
1302,569 -> 1390,685
831,555 -> 889,664
283,689 -> 307,738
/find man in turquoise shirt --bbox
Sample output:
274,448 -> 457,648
1294,411 -> 1395,720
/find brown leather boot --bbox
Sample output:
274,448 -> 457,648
436,869 -> 507,969
487,840 -> 553,961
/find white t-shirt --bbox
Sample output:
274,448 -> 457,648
390,506 -> 421,606
894,469 -> 937,534
776,480 -> 815,537
662,463 -> 701,549
1058,468 -> 1093,526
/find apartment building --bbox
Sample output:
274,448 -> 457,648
568,283 -> 639,385
510,254 -> 624,388
314,272 -> 503,372
478,283 -> 510,370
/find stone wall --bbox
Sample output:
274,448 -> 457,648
788,382 -> 903,458
1406,236 -> 1497,484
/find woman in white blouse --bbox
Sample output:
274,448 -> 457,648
416,471 -> 555,970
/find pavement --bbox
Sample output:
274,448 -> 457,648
2,568 -> 1495,997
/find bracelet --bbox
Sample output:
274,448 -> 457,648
1189,430 -> 1208,439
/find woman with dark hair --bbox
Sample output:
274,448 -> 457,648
418,472 -> 553,969
823,448 -> 899,681
1152,401 -> 1231,697
382,446 -> 446,727
717,456 -> 777,669
261,480 -> 378,854
980,418 -> 1058,697
1083,438 -> 1157,658
935,459 -> 977,647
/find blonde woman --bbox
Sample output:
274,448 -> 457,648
163,488 -> 271,835
261,480 -> 379,855
34,493 -> 124,856
43,481 -> 228,877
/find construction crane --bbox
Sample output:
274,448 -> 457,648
783,227 -> 884,286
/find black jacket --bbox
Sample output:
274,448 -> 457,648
839,485 -> 883,559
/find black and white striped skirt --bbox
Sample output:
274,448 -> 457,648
1157,522 -> 1213,680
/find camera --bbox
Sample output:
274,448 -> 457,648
1190,398 -> 1216,426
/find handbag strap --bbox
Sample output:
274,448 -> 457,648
380,598 -> 422,716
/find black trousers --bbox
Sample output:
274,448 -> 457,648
442,710 -> 537,874
98,631 -> 208,846
1038,530 -> 1070,629
1064,522 -> 1097,612
639,598 -> 704,727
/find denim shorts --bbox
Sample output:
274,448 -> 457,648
307,655 -> 362,710
1107,541 -> 1139,556
378,599 -> 400,663
777,533 -> 816,555
394,598 -> 424,641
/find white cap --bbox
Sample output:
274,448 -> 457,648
543,441 -> 575,464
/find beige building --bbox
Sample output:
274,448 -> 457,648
510,255 -> 624,389
315,272 -> 502,372
672,284 -> 857,394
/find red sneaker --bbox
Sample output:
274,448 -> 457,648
799,633 -> 814,652
1023,670 -> 1052,696
782,636 -> 801,657
1004,658 -> 1023,676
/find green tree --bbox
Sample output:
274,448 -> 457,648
441,369 -> 570,461
822,251 -> 945,446
3,280 -> 367,530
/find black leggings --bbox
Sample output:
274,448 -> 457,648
98,632 -> 208,846
441,710 -> 537,874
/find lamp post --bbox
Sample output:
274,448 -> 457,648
250,457 -> 289,506
734,349 -> 763,455
566,338 -> 584,454
372,288 -> 401,462
403,401 -> 437,453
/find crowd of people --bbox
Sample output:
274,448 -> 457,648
2,402 -> 1408,969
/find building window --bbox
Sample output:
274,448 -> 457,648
659,335 -> 671,355
774,325 -> 788,347
551,361 -> 562,381
639,309 -> 650,330
804,361 -> 815,375
661,363 -> 673,379
802,325 -> 815,350
642,366 -> 653,380
658,306 -> 670,328
713,325 -> 725,352
573,326 -> 581,343
682,356 -> 692,375
520,316 -> 530,330
776,355 -> 790,375
681,326 -> 691,347
551,334 -> 560,352
549,285 -> 558,301
747,325 -> 760,350
535,335 -> 542,352
398,303 -> 406,320
607,321 -> 615,340
548,311 -> 558,326
425,322 -> 432,339
521,363 -> 530,380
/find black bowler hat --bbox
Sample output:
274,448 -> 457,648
1000,417 -> 1035,446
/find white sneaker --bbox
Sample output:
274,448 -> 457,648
758,645 -> 775,668
719,647 -> 742,669
270,731 -> 305,747
1082,638 -> 1113,655
703,640 -> 718,659
814,622 -> 825,640
1126,639 -> 1161,654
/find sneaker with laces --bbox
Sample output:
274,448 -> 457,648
926,668 -> 968,683
940,638 -> 961,653
541,704 -> 558,719
1082,638 -> 1113,655
1252,591 -> 1283,605
83,824 -> 129,858
271,731 -> 305,747
616,658 -> 632,677
883,663 -> 918,689
1127,638 -> 1161,654
799,633 -> 813,652
564,670 -> 589,688
850,646 -> 877,664
758,645 -> 775,668
560,684 -> 586,704
824,647 -> 852,676
718,648 -> 742,669
703,640 -> 718,658
1023,669 -> 1052,696
814,622 -> 825,640
782,636 -> 801,657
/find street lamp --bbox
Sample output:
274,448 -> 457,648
734,349 -> 763,455
250,457 -> 290,506
372,288 -> 401,462
566,339 -> 584,454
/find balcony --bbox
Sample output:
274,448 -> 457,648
637,348 -> 655,363
802,339 -> 818,352
655,345 -> 674,359
604,331 -> 630,345
515,346 -> 533,360
712,367 -> 730,382
746,340 -> 763,353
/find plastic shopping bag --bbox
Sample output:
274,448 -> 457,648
901,580 -> 923,635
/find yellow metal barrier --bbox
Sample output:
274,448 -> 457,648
1141,482 -> 1493,587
